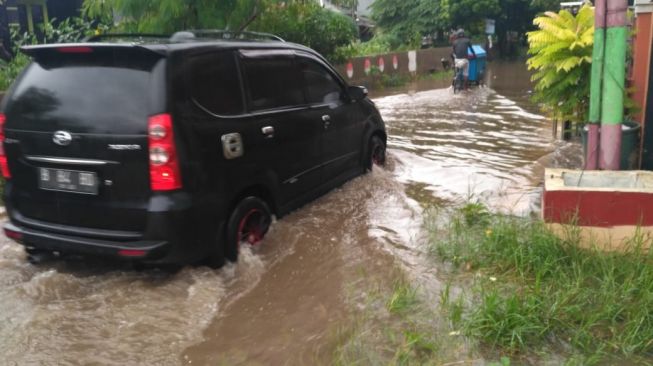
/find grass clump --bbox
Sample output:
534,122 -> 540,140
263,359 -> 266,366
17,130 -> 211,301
333,273 -> 461,365
386,279 -> 419,314
434,203 -> 653,362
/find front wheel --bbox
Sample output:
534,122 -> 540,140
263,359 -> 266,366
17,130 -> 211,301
367,135 -> 386,170
225,197 -> 272,262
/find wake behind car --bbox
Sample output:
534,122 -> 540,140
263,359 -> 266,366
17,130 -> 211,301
0,31 -> 386,267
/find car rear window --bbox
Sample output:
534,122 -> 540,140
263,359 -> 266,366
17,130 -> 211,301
6,50 -> 162,133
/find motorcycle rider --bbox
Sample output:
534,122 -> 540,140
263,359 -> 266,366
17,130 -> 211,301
452,29 -> 476,90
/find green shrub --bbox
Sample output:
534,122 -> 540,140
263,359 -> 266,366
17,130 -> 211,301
333,33 -> 396,60
250,2 -> 357,63
1,17 -> 106,91
526,6 -> 594,127
0,52 -> 29,91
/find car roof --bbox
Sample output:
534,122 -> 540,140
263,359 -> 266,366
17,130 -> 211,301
21,38 -> 324,62
80,30 -> 320,56
146,39 -> 317,54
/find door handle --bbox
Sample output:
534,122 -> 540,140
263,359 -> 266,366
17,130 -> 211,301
322,115 -> 331,129
261,126 -> 275,138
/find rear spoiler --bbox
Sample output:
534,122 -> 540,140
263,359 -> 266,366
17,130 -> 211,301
20,43 -> 167,59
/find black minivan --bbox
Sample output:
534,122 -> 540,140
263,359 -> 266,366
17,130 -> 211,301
0,31 -> 386,267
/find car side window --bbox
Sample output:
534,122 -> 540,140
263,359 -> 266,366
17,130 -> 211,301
188,51 -> 244,116
298,57 -> 343,105
241,55 -> 304,111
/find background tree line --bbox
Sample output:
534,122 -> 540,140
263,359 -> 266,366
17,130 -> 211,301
370,0 -> 562,52
81,0 -> 357,61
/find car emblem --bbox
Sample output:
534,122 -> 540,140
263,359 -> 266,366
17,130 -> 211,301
53,131 -> 73,146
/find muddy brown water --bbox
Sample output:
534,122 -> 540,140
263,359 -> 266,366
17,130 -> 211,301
0,62 -> 581,365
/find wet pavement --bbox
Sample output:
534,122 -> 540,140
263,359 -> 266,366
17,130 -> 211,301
0,62 -> 581,365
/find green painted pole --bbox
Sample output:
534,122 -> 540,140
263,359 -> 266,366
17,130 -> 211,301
599,0 -> 628,170
586,0 -> 606,170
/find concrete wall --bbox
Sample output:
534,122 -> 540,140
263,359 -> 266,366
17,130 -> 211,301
333,46 -> 452,84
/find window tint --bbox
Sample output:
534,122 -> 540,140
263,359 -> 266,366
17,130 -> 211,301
241,56 -> 304,111
298,57 -> 343,105
189,52 -> 243,115
8,55 -> 157,132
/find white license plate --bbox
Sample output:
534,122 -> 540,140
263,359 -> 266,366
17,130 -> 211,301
38,168 -> 99,195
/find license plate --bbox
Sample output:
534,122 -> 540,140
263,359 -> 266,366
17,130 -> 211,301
38,168 -> 99,195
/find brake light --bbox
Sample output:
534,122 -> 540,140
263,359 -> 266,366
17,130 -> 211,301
4,227 -> 22,241
118,249 -> 147,257
148,113 -> 182,191
0,113 -> 11,179
57,46 -> 93,53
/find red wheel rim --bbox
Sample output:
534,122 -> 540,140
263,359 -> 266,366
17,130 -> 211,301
237,209 -> 266,246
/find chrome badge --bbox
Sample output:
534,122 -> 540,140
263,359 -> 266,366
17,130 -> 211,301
52,131 -> 73,146
108,144 -> 141,150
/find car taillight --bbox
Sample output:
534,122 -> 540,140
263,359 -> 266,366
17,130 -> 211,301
57,46 -> 93,53
4,227 -> 22,241
118,249 -> 147,257
0,113 -> 11,179
148,113 -> 181,191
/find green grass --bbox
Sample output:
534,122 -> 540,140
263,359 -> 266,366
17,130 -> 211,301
433,203 -> 653,363
386,279 -> 418,314
332,273 -> 454,365
420,70 -> 451,82
332,267 -> 513,365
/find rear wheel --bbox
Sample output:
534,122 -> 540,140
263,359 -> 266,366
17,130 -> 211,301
225,197 -> 272,262
367,135 -> 386,170
453,68 -> 463,94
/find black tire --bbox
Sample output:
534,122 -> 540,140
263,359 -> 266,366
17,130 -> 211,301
224,197 -> 272,262
367,135 -> 386,170
453,70 -> 463,94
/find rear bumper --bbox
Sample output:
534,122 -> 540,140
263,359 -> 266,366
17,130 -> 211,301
4,221 -> 169,259
3,191 -> 225,264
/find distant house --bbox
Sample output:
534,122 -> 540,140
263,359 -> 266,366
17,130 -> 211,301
0,0 -> 83,55
321,0 -> 376,40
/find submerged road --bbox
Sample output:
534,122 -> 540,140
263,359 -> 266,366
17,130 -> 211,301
0,62 -> 581,365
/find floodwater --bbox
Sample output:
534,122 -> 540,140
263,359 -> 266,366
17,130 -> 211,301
0,62 -> 581,365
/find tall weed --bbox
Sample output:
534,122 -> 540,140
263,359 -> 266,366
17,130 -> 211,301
433,204 -> 653,361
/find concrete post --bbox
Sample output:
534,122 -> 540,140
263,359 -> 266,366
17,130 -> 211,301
586,0 -> 607,170
599,0 -> 629,170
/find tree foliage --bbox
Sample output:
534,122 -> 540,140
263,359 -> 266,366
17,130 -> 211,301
526,6 -> 594,125
371,0 -> 443,46
371,0 -> 562,47
250,1 -> 357,61
81,0 -> 356,62
82,0 -> 271,33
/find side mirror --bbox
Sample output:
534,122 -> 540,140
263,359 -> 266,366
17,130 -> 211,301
347,86 -> 368,102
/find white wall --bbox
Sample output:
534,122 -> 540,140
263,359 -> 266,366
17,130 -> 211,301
322,0 -> 375,18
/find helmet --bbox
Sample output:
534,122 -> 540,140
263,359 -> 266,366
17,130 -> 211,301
457,28 -> 465,37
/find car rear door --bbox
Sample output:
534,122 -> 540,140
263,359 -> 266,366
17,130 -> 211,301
2,46 -> 164,232
237,50 -> 324,204
180,49 -> 323,209
296,53 -> 365,181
